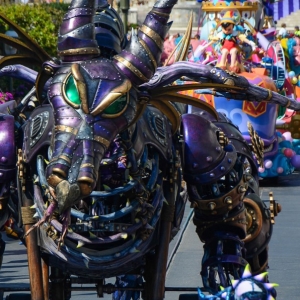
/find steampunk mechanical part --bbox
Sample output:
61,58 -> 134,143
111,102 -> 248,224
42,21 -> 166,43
17,149 -> 26,192
269,191 -> 281,224
243,193 -> 273,275
216,130 -> 229,148
247,121 -> 264,168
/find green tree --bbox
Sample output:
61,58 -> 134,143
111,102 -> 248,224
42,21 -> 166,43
0,3 -> 68,93
0,3 -> 69,57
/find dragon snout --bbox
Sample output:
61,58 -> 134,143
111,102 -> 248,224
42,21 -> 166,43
55,180 -> 81,214
46,161 -> 98,214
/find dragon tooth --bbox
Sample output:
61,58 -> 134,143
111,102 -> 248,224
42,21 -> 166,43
89,231 -> 97,239
129,247 -> 140,253
120,233 -> 128,239
103,184 -> 111,191
33,212 -> 39,218
77,241 -> 85,248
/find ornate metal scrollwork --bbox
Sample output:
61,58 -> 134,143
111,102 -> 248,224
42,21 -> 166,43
247,121 -> 264,168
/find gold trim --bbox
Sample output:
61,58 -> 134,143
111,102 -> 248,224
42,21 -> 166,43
55,125 -> 79,135
264,89 -> 272,102
153,92 -> 219,121
165,12 -> 193,66
177,13 -> 193,62
90,79 -> 132,116
151,9 -> 169,17
114,55 -> 148,82
202,1 -> 258,12
47,174 -> 64,188
80,163 -> 95,169
139,39 -> 157,69
52,168 -> 67,178
58,47 -> 100,56
71,63 -> 89,113
140,25 -> 164,49
243,197 -> 263,243
58,155 -> 71,164
94,135 -> 111,148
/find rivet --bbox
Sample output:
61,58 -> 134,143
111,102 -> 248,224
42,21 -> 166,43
206,156 -> 212,162
224,196 -> 232,204
208,202 -> 216,210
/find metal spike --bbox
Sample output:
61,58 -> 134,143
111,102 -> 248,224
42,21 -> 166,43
33,212 -> 39,218
33,177 -> 39,184
129,247 -> 140,253
30,204 -> 37,209
83,257 -> 89,269
89,231 -> 97,239
120,233 -> 128,239
91,215 -> 99,220
44,159 -> 49,165
44,201 -> 49,209
77,241 -> 85,248
103,184 -> 111,191
145,224 -> 154,230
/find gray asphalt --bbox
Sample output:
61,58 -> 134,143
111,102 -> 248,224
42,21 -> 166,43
0,172 -> 299,299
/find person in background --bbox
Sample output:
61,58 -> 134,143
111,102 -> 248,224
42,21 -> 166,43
277,23 -> 287,39
295,26 -> 300,37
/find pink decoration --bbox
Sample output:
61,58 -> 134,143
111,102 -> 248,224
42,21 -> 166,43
282,131 -> 293,142
264,160 -> 273,169
277,167 -> 284,174
258,167 -> 265,173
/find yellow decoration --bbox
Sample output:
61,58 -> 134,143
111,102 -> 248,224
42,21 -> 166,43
291,77 -> 298,85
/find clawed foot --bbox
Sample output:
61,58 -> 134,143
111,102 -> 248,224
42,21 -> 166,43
57,209 -> 71,251
24,201 -> 58,237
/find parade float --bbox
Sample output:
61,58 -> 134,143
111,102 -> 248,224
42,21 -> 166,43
2,0 -> 300,299
175,0 -> 300,179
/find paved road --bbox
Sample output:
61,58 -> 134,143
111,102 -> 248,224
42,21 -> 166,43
0,172 -> 299,299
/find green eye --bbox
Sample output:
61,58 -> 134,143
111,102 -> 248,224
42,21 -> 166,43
65,75 -> 81,106
103,94 -> 128,116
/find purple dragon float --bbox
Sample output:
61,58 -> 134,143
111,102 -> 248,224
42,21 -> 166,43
0,0 -> 295,299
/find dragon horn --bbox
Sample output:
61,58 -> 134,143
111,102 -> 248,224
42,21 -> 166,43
57,0 -> 100,62
114,0 -> 178,86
